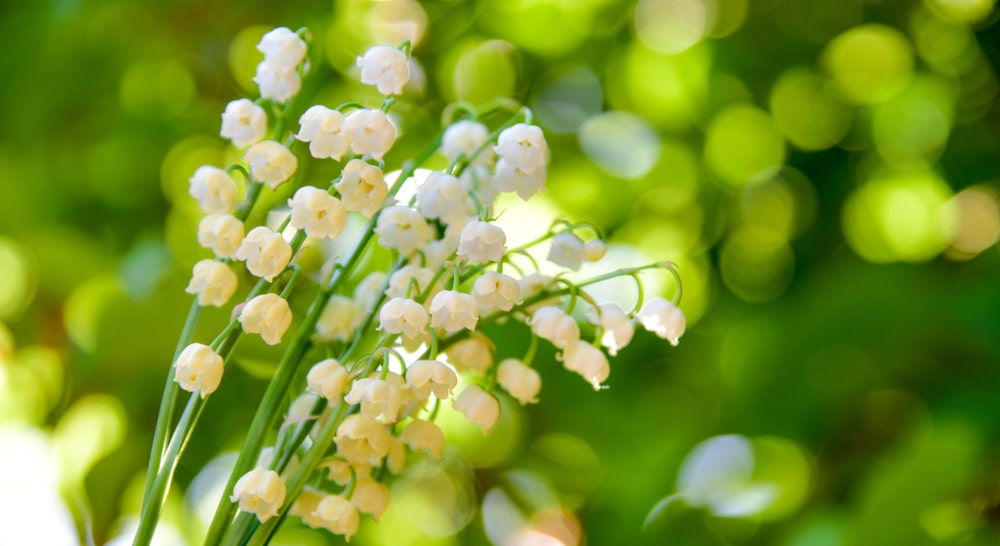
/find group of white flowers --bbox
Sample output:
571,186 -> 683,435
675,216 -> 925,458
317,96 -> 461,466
147,26 -> 685,544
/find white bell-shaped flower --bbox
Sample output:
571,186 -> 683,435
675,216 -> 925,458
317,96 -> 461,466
244,140 -> 298,189
442,120 -> 494,166
189,166 -> 237,214
351,478 -> 392,521
495,158 -> 546,200
518,272 -> 559,312
494,123 -> 548,172
374,206 -> 434,255
220,99 -> 267,149
198,213 -> 245,259
345,377 -> 405,422
334,414 -> 390,466
288,186 -> 346,239
336,159 -> 388,218
354,272 -> 388,310
429,290 -> 478,333
344,109 -> 396,160
454,385 -> 500,436
416,171 -> 476,223
497,358 -> 541,405
378,296 -> 428,339
314,494 -> 360,541
230,467 -> 286,522
357,45 -> 409,96
185,259 -> 238,308
587,302 -> 635,356
296,106 -> 349,160
560,340 -> 610,390
547,232 -> 585,270
400,419 -> 445,459
529,306 -> 579,350
306,358 -> 351,402
239,293 -> 293,345
173,343 -> 224,398
386,265 -> 438,300
236,226 -> 291,282
256,27 -> 307,71
254,62 -> 302,104
472,271 -> 520,312
460,165 -> 499,206
636,297 -> 686,346
583,239 -> 607,262
405,359 -> 458,400
444,333 -> 493,374
315,295 -> 364,342
457,220 -> 506,263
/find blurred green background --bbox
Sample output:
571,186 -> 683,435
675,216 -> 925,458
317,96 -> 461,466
2,0 -> 1000,544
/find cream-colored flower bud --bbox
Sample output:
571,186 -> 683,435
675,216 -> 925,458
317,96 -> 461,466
429,290 -> 478,333
454,385 -> 501,436
442,120 -> 494,166
185,259 -> 238,307
405,359 -> 458,400
351,477 -> 392,520
230,467 -> 286,522
220,99 -> 267,149
189,166 -> 237,213
495,158 -> 546,200
257,27 -> 307,70
357,45 -> 409,96
296,106 -> 349,160
254,62 -> 302,104
547,232 -> 585,270
345,377 -> 404,422
379,296 -> 428,339
495,123 -> 548,172
518,272 -> 559,312
560,340 -> 610,390
336,159 -> 388,218
473,271 -> 520,312
288,186 -> 346,239
385,265 -> 437,300
335,414 -> 390,466
289,488 -> 326,529
315,494 -> 359,541
416,171 -> 476,224
235,226 -> 291,282
244,140 -> 298,189
173,343 -> 224,398
497,358 -> 541,405
315,295 -> 365,342
198,213 -> 245,259
354,271 -> 388,311
529,306 -> 580,350
344,109 -> 396,160
375,206 -> 434,255
457,220 -> 507,263
239,293 -> 292,345
587,302 -> 635,356
444,332 -> 494,374
636,297 -> 686,346
306,358 -> 351,402
583,239 -> 607,262
400,419 -> 445,459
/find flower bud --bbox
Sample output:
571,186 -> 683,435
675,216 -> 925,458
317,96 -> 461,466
288,186 -> 346,239
457,220 -> 507,263
230,467 -> 286,522
344,109 -> 396,160
472,271 -> 520,312
497,358 -> 541,405
296,106 -> 349,160
587,302 -> 635,356
636,297 -> 686,346
429,290 -> 478,333
220,99 -> 267,149
189,166 -> 237,213
185,259 -> 238,307
454,385 -> 501,436
336,159 -> 388,218
239,293 -> 292,345
198,213 -> 245,259
357,45 -> 410,96
529,306 -> 580,350
547,232 -> 585,270
406,359 -> 458,400
560,340 -> 610,390
235,226 -> 291,282
306,359 -> 351,402
583,239 -> 607,262
173,343 -> 224,398
244,140 -> 298,189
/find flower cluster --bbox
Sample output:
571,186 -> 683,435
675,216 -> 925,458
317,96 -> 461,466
140,28 -> 685,546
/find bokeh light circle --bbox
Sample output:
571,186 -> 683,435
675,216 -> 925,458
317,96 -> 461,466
578,111 -> 661,179
705,105 -> 786,188
822,24 -> 914,104
634,0 -> 709,55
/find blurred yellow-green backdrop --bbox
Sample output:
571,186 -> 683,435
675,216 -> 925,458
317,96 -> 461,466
2,0 -> 1000,544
